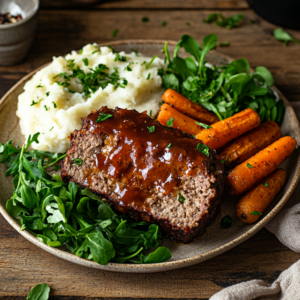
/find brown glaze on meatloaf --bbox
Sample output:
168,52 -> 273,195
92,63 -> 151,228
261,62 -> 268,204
61,107 -> 225,242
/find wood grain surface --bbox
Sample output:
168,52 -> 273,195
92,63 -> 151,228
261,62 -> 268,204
1,0 -> 300,299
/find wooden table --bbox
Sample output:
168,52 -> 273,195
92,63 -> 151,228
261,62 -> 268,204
1,1 -> 300,299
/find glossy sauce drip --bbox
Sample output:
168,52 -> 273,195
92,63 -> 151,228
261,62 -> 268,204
86,107 -> 208,211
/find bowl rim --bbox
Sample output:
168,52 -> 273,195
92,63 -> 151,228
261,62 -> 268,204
0,0 -> 39,29
0,39 -> 299,273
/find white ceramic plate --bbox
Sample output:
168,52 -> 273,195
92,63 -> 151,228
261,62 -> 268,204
0,40 -> 299,273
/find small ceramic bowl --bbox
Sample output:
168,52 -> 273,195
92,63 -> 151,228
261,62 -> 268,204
0,0 -> 39,66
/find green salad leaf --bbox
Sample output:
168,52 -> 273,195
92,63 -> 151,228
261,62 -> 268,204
161,34 -> 284,124
274,28 -> 300,46
0,134 -> 171,265
27,283 -> 50,300
204,13 -> 244,29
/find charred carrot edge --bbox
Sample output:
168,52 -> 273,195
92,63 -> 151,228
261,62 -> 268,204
196,108 -> 261,150
162,89 -> 219,125
236,169 -> 287,224
226,136 -> 296,196
157,104 -> 203,136
220,121 -> 282,169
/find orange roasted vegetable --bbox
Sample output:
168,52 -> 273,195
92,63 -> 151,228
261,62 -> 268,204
220,121 -> 282,169
226,136 -> 296,196
162,89 -> 219,125
157,104 -> 203,135
196,108 -> 260,150
236,169 -> 287,224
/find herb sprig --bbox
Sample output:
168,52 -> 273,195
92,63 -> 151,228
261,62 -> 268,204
0,135 -> 171,265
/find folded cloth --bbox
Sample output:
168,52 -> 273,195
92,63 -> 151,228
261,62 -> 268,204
210,102 -> 300,299
210,260 -> 300,300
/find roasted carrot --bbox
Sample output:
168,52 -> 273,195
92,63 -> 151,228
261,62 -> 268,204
236,169 -> 287,224
226,136 -> 296,196
195,108 -> 261,150
157,103 -> 203,135
220,121 -> 282,169
162,89 -> 219,125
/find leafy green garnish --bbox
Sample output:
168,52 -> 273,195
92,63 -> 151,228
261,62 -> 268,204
46,92 -> 50,97
111,29 -> 118,38
250,211 -> 262,216
178,191 -> 185,203
52,102 -> 57,108
146,55 -> 157,69
82,58 -> 89,66
26,283 -> 50,300
195,122 -> 211,129
0,135 -> 171,265
31,99 -> 44,106
246,163 -> 253,169
204,13 -> 244,29
148,126 -> 155,133
44,105 -> 49,111
264,182 -> 269,187
166,117 -> 174,127
162,21 -> 166,27
220,215 -> 232,229
131,49 -> 138,56
167,143 -> 172,148
186,22 -> 190,26
197,143 -> 210,157
219,41 -> 230,47
149,110 -> 152,117
74,159 -> 83,166
36,84 -> 43,88
161,34 -> 283,124
147,73 -> 151,80
274,28 -> 300,46
142,17 -> 149,22
96,113 -> 112,123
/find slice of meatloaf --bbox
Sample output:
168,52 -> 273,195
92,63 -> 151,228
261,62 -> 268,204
60,107 -> 225,242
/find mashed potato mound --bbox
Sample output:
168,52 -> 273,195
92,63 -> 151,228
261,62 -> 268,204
17,44 -> 166,153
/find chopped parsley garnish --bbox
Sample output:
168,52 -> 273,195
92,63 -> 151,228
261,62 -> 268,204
162,21 -> 166,27
178,191 -> 185,203
131,49 -> 138,56
141,61 -> 146,66
96,113 -> 112,123
195,122 -> 211,129
204,13 -> 243,29
247,163 -> 253,169
219,41 -> 230,47
36,84 -> 43,88
91,45 -> 100,54
111,29 -> 119,38
167,143 -> 172,148
74,158 -> 83,166
146,55 -> 158,69
149,110 -> 152,117
166,117 -> 174,127
250,211 -> 262,216
30,99 -> 43,106
221,159 -> 224,163
220,215 -> 232,229
44,105 -> 49,111
197,143 -> 210,157
82,58 -> 89,66
67,88 -> 76,94
49,126 -> 54,131
147,126 -> 155,133
142,17 -> 149,22
124,62 -> 134,71
79,48 -> 83,54
157,68 -> 164,77
20,224 -> 26,231
114,53 -> 127,62
46,91 -> 50,97
52,102 -> 57,108
264,182 -> 269,187
147,73 -> 151,80
186,22 -> 190,26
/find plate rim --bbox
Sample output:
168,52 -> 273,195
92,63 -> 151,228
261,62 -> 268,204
0,39 -> 300,273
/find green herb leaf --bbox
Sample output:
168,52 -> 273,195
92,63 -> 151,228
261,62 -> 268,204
167,143 -> 172,148
141,247 -> 172,263
178,191 -> 185,203
166,117 -> 174,127
250,211 -> 262,216
205,13 -> 243,29
74,158 -> 83,166
219,41 -> 230,47
96,113 -> 112,123
197,143 -> 210,157
26,283 -> 50,300
82,58 -> 89,66
142,17 -> 149,22
195,122 -> 211,129
220,215 -> 232,229
264,182 -> 269,187
254,66 -> 274,87
46,92 -> 50,97
36,84 -> 43,88
146,55 -> 158,69
147,73 -> 151,80
149,110 -> 152,117
111,29 -> 118,38
147,126 -> 155,133
246,163 -> 253,169
131,49 -> 138,56
186,22 -> 190,26
274,28 -> 300,46
162,21 -> 166,27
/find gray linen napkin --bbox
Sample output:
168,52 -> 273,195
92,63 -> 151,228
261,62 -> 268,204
210,102 -> 300,300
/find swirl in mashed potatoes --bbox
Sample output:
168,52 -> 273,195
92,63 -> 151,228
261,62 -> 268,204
17,44 -> 166,153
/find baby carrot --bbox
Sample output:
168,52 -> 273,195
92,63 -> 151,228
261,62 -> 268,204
236,169 -> 287,224
226,136 -> 296,196
220,121 -> 282,169
157,103 -> 203,135
162,89 -> 219,124
196,108 -> 260,150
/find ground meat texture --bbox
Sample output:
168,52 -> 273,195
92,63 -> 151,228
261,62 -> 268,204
61,107 -> 225,242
